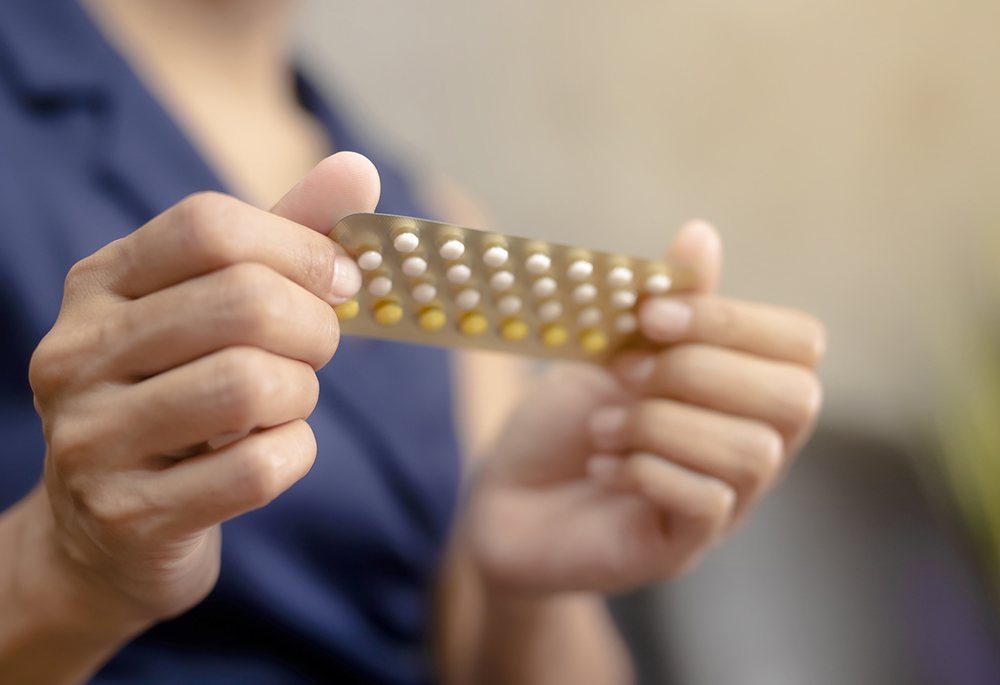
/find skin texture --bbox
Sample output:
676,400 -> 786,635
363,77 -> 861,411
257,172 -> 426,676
440,221 -> 824,684
0,2 -> 826,683
0,153 -> 377,685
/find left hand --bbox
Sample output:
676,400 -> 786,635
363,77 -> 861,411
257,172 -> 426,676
463,220 -> 825,596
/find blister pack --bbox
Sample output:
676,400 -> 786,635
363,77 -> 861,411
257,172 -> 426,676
328,213 -> 696,363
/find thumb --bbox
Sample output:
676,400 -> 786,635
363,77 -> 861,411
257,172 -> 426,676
270,151 -> 381,234
666,219 -> 722,295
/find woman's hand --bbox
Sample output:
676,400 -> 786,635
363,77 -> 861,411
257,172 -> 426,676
25,152 -> 378,629
464,220 -> 825,596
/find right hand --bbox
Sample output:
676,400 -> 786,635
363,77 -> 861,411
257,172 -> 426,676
26,152 -> 379,626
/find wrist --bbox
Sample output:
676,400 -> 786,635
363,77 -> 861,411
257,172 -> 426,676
3,486 -> 152,656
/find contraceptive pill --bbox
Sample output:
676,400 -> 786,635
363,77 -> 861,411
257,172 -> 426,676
329,213 -> 696,362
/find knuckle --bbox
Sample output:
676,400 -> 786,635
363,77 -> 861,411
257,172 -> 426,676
734,425 -> 785,493
175,192 -> 243,263
213,349 -> 277,429
234,442 -> 285,506
789,370 -> 823,427
218,263 -> 288,339
804,316 -> 828,364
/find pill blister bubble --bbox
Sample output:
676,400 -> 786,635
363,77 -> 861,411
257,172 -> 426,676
411,283 -> 437,303
483,245 -> 509,268
402,256 -> 428,277
525,253 -> 551,274
542,324 -> 569,348
579,329 -> 609,354
455,288 -> 481,310
567,260 -> 594,281
497,295 -> 523,317
607,266 -> 634,288
368,276 -> 393,297
419,307 -> 447,331
374,301 -> 403,325
357,250 -> 383,271
334,299 -> 359,321
439,239 -> 465,260
614,312 -> 638,334
610,289 -> 637,310
501,319 -> 529,341
460,312 -> 488,336
537,300 -> 563,322
577,306 -> 603,328
447,264 -> 472,284
394,232 -> 419,253
572,283 -> 597,304
532,277 -> 557,298
490,270 -> 515,291
644,273 -> 672,294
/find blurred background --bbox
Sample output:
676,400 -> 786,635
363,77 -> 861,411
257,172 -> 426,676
295,1 -> 1000,682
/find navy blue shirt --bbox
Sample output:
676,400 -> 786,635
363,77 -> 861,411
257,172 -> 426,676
0,1 -> 461,683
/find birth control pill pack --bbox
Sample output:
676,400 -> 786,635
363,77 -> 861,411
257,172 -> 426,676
328,214 -> 697,363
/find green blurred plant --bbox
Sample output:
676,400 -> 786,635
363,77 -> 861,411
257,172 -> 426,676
938,242 -> 1000,608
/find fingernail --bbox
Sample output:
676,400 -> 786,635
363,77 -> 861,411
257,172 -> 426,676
641,298 -> 692,342
587,454 -> 623,485
331,254 -> 362,304
587,406 -> 628,452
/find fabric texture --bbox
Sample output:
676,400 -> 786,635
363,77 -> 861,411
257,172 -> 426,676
0,1 -> 461,683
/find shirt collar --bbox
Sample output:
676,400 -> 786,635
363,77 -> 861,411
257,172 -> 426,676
0,0 -> 121,104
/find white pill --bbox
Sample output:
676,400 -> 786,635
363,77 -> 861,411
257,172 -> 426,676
525,253 -> 551,274
483,246 -> 509,268
497,295 -> 523,316
644,273 -> 672,294
537,300 -> 563,322
489,270 -> 515,291
572,283 -> 597,304
615,312 -> 638,334
411,283 -> 437,303
402,256 -> 428,277
394,232 -> 419,253
357,250 -> 383,271
577,306 -> 603,328
455,288 -> 481,310
532,277 -> 557,298
439,239 -> 465,260
607,266 -> 634,288
368,276 -> 393,297
567,259 -> 594,281
447,264 -> 472,284
610,289 -> 637,309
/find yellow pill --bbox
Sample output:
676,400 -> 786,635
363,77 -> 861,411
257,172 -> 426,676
333,299 -> 359,321
501,319 -> 529,342
541,323 -> 569,348
460,312 -> 488,336
374,301 -> 403,326
579,329 -> 609,354
419,307 -> 447,331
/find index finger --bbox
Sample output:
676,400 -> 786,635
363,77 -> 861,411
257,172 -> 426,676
99,153 -> 381,305
639,295 -> 827,367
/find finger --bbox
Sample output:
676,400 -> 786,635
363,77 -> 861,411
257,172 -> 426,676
112,347 -> 319,460
588,453 -> 735,570
637,344 -> 822,443
103,262 -> 340,379
638,295 -> 827,367
665,220 -> 722,295
589,401 -> 785,522
270,151 -> 381,233
93,191 -> 359,306
143,419 -> 317,534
